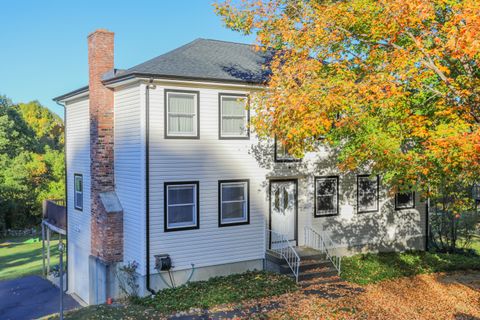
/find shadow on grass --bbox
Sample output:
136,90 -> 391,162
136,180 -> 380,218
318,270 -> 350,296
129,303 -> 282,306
341,251 -> 480,285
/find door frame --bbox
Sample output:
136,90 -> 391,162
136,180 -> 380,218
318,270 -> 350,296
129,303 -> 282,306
268,179 -> 299,248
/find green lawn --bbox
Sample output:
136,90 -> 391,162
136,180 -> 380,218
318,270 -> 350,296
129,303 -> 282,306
46,271 -> 297,319
139,271 -> 297,314
0,236 -> 60,281
341,250 -> 480,285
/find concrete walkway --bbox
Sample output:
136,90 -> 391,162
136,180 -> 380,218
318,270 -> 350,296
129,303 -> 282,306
0,275 -> 80,320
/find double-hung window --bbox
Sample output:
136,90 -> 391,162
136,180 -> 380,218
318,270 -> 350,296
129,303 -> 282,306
357,175 -> 379,213
165,182 -> 199,231
315,176 -> 339,217
74,174 -> 83,211
165,90 -> 199,138
395,192 -> 415,210
219,180 -> 249,226
219,94 -> 249,139
274,138 -> 301,162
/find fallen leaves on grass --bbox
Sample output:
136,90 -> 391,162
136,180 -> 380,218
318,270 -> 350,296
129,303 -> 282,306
262,271 -> 480,319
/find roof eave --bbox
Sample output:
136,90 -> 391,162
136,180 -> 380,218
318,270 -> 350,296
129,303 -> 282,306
53,86 -> 89,103
53,72 -> 268,103
103,72 -> 268,88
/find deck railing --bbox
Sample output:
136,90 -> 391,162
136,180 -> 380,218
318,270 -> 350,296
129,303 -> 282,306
304,226 -> 342,275
42,199 -> 66,231
266,229 -> 301,282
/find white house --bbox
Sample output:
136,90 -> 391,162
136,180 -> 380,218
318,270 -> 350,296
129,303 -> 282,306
54,29 -> 427,305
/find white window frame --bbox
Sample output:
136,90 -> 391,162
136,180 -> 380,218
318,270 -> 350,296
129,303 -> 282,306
219,94 -> 249,139
165,182 -> 199,231
314,176 -> 339,217
165,90 -> 199,138
219,180 -> 249,226
74,174 -> 83,211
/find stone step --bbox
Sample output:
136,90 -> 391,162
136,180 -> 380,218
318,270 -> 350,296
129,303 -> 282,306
300,275 -> 343,288
295,246 -> 327,260
279,259 -> 332,274
298,267 -> 339,281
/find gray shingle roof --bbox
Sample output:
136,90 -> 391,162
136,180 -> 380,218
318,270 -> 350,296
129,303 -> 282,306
54,38 -> 273,102
104,38 -> 273,85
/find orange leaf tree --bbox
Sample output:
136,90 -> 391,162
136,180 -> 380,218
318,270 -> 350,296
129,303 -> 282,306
216,0 -> 480,250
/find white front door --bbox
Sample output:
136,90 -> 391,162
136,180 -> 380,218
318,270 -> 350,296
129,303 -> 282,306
270,180 -> 297,246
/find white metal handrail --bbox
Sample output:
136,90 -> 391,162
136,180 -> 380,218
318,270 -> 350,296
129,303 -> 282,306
304,226 -> 342,275
266,229 -> 301,282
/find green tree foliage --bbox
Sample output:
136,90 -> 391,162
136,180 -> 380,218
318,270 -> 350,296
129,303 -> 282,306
0,95 -> 64,231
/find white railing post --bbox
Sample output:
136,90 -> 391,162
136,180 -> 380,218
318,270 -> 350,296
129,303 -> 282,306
304,226 -> 342,275
266,229 -> 301,282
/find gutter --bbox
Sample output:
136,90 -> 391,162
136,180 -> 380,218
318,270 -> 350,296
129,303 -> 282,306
145,79 -> 156,295
55,100 -> 68,292
103,72 -> 267,88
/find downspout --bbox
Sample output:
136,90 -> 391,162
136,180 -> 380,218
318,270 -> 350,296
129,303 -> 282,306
425,196 -> 429,252
145,79 -> 156,295
55,100 -> 68,292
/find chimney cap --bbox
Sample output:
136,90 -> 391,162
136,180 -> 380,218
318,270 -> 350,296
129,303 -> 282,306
88,29 -> 114,38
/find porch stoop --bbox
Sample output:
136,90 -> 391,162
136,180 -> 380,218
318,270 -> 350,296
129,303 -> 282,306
266,246 -> 340,283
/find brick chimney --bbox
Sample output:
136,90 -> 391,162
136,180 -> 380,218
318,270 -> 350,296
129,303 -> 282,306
88,29 -> 123,263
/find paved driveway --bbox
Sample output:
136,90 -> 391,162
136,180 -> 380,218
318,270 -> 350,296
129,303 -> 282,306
0,275 -> 80,320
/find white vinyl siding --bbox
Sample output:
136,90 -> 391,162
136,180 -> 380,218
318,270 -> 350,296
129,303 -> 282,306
65,96 -> 91,303
220,95 -> 248,138
114,84 -> 145,274
219,180 -> 249,226
149,83 -> 266,273
166,91 -> 198,137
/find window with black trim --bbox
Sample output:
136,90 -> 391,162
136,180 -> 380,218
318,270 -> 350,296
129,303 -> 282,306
219,94 -> 249,139
165,90 -> 199,138
395,192 -> 415,210
164,182 -> 199,231
274,138 -> 301,162
357,175 -> 379,213
74,174 -> 83,211
315,176 -> 339,217
219,180 -> 249,226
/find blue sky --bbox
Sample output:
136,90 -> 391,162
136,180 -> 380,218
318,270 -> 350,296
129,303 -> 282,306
0,0 -> 253,116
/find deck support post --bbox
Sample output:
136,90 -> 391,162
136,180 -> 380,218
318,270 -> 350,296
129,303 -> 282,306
42,222 -> 46,276
47,227 -> 51,275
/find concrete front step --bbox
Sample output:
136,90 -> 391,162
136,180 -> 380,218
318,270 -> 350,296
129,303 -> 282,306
300,276 -> 344,288
279,259 -> 332,274
295,246 -> 327,260
266,247 -> 339,282
299,267 -> 339,281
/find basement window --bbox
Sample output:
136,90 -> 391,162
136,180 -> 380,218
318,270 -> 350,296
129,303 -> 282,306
395,192 -> 415,210
357,175 -> 379,213
219,94 -> 249,139
315,176 -> 339,217
74,174 -> 83,211
165,182 -> 199,231
165,90 -> 199,138
219,180 -> 249,227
